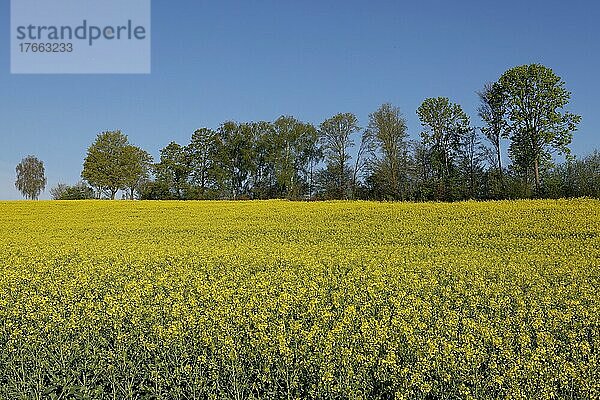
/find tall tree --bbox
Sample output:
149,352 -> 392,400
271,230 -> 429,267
417,97 -> 470,199
498,64 -> 581,192
15,155 -> 47,200
363,103 -> 410,200
412,141 -> 435,201
122,145 -> 153,200
249,121 -> 275,199
351,132 -> 371,199
304,129 -> 323,200
215,122 -> 256,199
82,131 -> 129,200
319,113 -> 360,199
155,142 -> 190,199
478,82 -> 507,180
187,128 -> 218,198
457,128 -> 485,199
270,116 -> 319,199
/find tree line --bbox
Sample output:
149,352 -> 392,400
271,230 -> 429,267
15,63 -> 600,201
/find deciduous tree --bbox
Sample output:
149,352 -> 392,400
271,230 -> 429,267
363,103 -> 410,200
270,116 -> 319,199
319,113 -> 359,199
155,142 -> 190,199
478,82 -> 507,179
122,145 -> 153,200
417,97 -> 470,199
82,131 -> 129,199
187,128 -> 218,198
498,64 -> 581,192
15,155 -> 47,200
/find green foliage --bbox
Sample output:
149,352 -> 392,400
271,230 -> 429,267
50,182 -> 95,200
81,131 -> 129,199
541,151 -> 600,198
187,128 -> 218,198
154,142 -> 191,200
121,146 -> 153,200
417,97 -> 471,200
498,64 -> 581,192
214,121 -> 257,199
456,128 -> 486,199
315,165 -> 353,200
364,103 -> 410,200
270,116 -> 319,199
152,119 -> 320,201
138,180 -> 172,200
72,64 -> 592,202
15,155 -> 47,200
318,113 -> 360,199
81,131 -> 151,200
478,82 -> 507,175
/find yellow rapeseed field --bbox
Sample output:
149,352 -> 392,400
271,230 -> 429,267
0,199 -> 598,399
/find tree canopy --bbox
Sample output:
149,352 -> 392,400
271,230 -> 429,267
417,97 -> 471,200
82,131 -> 152,199
52,63 -> 591,202
15,155 -> 47,200
498,64 -> 581,192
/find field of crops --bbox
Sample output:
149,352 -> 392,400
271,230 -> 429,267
0,199 -> 598,399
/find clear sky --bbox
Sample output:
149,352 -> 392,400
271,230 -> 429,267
1,0 -> 599,200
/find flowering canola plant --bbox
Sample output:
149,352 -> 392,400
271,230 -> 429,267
0,199 -> 598,399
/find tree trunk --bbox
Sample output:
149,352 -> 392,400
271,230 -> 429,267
200,171 -> 205,197
496,145 -> 504,182
309,161 -> 314,200
534,157 -> 540,195
340,156 -> 346,200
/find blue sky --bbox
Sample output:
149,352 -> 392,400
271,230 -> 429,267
1,0 -> 599,199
